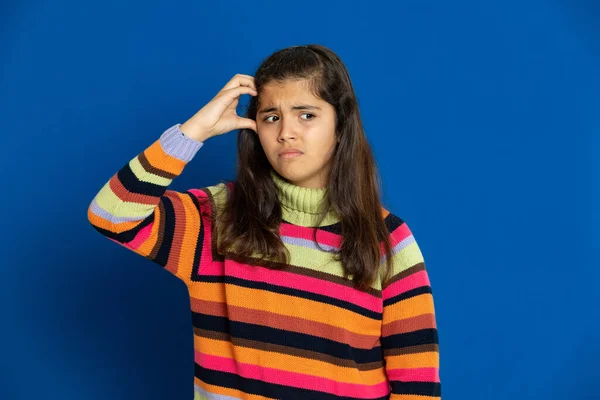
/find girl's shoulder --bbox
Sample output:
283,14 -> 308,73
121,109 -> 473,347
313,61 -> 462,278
184,181 -> 234,215
381,207 -> 407,233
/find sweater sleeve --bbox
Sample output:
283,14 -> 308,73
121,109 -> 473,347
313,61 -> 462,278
381,219 -> 442,399
86,123 -> 221,285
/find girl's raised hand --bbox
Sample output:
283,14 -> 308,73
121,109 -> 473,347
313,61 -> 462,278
180,74 -> 258,142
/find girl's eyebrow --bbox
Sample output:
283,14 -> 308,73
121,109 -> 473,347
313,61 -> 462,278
258,105 -> 322,114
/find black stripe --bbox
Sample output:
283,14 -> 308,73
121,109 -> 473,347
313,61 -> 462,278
186,191 -> 206,282
90,212 -> 154,243
383,286 -> 432,307
153,196 -> 175,267
195,364 -> 391,400
305,212 -> 404,236
117,162 -> 166,197
316,221 -> 342,234
192,312 -> 383,364
381,328 -> 439,349
384,213 -> 405,233
389,381 -> 441,397
193,274 -> 381,320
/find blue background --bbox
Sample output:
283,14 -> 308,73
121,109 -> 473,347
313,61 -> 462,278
2,0 -> 597,399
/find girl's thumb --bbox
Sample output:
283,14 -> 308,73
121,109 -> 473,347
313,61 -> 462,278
236,117 -> 257,132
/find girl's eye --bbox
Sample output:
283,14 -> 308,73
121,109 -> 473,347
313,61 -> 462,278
263,114 -> 315,123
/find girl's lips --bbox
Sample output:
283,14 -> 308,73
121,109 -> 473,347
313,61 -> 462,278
280,152 -> 303,159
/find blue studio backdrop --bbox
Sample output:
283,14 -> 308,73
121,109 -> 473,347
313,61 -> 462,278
1,1 -> 597,399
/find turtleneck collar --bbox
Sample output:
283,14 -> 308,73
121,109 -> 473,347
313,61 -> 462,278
270,169 -> 340,227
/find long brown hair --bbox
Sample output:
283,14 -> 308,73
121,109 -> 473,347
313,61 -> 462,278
213,44 -> 393,291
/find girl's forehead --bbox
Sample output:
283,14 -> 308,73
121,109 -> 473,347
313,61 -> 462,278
260,82 -> 318,103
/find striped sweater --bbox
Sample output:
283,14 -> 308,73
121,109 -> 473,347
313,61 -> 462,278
87,123 -> 442,400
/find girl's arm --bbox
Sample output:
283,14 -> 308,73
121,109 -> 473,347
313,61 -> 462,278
381,219 -> 442,399
87,123 -> 222,284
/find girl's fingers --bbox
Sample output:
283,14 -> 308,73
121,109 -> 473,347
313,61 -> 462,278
220,74 -> 257,93
216,85 -> 257,106
235,117 -> 257,132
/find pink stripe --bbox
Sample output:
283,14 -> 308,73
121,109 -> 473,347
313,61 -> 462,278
196,212 -> 215,273
386,367 -> 440,382
195,351 -> 390,397
125,223 -> 152,249
187,188 -> 209,199
388,223 -> 411,248
279,223 -> 342,248
186,188 -> 217,278
200,258 -> 382,313
382,270 -> 430,301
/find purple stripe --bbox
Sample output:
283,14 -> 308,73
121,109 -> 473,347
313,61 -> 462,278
380,235 -> 415,265
159,123 -> 204,162
281,235 -> 339,252
90,198 -> 154,223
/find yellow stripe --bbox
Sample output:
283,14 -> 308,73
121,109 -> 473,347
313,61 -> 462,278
284,242 -> 347,278
129,156 -> 173,186
390,241 -> 425,276
93,181 -> 156,219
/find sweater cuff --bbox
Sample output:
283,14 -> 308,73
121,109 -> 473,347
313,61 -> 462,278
159,123 -> 204,163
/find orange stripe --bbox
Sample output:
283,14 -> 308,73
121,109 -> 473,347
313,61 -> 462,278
109,173 -> 157,205
194,336 -> 388,385
390,395 -> 441,400
190,298 -> 380,349
385,351 -> 439,369
383,293 -> 435,323
87,206 -> 145,233
172,191 -> 202,283
133,203 -> 161,256
382,313 -> 437,336
163,192 -> 185,276
195,284 -> 381,335
144,139 -> 187,175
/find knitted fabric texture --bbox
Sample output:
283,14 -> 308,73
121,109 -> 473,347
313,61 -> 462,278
87,123 -> 442,399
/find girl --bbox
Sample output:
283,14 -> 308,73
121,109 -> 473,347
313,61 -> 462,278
88,44 -> 441,399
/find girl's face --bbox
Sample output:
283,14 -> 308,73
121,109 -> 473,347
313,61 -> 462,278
255,79 -> 338,189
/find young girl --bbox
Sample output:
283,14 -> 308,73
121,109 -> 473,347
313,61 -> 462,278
88,44 -> 441,400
